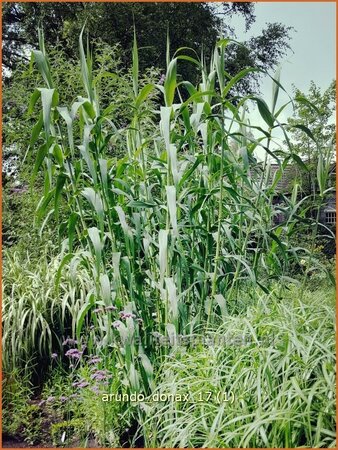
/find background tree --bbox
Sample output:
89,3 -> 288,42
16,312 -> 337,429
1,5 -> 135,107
3,2 -> 293,92
288,80 -> 336,157
286,80 -> 336,193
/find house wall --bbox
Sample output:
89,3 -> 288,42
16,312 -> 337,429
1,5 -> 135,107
319,192 -> 336,225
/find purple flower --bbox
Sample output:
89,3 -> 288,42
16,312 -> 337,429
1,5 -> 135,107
60,396 -> 68,402
62,338 -> 78,346
91,370 -> 111,382
105,305 -> 117,311
65,348 -> 83,359
91,385 -> 100,394
51,353 -> 58,359
88,357 -> 102,365
72,379 -> 90,388
10,187 -> 28,194
158,74 -> 166,85
119,311 -> 136,320
93,308 -> 104,313
92,373 -> 106,381
46,396 -> 55,403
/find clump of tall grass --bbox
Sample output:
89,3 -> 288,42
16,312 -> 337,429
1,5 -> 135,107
141,286 -> 336,448
27,26 -> 334,396
2,249 -> 93,373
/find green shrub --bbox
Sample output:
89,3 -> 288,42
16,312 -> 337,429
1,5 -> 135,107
2,370 -> 33,438
51,419 -> 87,447
41,362 -> 131,447
2,371 -> 45,445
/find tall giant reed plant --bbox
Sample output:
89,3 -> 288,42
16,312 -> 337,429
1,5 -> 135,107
29,27 -> 328,393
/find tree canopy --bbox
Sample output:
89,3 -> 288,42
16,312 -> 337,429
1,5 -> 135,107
287,80 -> 336,158
3,2 -> 293,93
286,81 -> 336,195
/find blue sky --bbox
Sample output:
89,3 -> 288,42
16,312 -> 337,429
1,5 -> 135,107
223,2 -> 336,153
228,2 -> 335,93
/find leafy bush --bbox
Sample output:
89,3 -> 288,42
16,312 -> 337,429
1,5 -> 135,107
40,361 -> 132,447
2,38 -> 160,262
3,39 -> 159,152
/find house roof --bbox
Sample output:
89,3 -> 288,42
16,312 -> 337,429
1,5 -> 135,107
267,161 -> 336,194
269,164 -> 299,193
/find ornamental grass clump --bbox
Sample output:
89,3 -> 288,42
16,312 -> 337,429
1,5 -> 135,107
28,27 -> 334,396
141,286 -> 336,448
2,248 -> 94,373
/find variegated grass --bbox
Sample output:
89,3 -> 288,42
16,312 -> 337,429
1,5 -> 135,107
141,286 -> 336,448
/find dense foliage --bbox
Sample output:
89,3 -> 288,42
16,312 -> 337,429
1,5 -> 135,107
144,288 -> 336,448
2,25 -> 335,448
4,2 -> 293,93
286,81 -> 336,195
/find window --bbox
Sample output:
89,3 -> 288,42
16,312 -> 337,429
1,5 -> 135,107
325,211 -> 336,225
